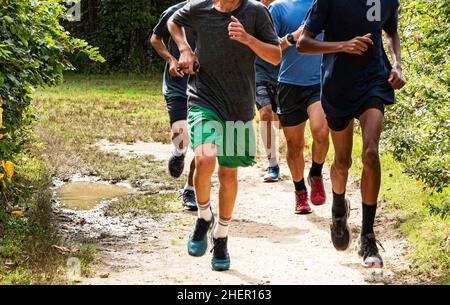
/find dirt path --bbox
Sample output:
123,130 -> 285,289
59,142 -> 410,285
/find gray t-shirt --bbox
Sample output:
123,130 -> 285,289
172,0 -> 279,122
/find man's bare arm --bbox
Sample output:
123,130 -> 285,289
297,29 -> 373,55
150,34 -> 182,77
384,31 -> 406,89
167,17 -> 198,75
228,16 -> 281,65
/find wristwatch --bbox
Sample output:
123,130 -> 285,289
286,33 -> 297,45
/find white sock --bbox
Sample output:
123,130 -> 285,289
268,157 -> 278,168
197,201 -> 212,221
173,146 -> 187,157
214,217 -> 231,238
184,183 -> 194,191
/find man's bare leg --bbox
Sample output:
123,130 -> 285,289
356,108 -> 384,268
359,108 -> 383,234
259,104 -> 279,182
329,121 -> 354,251
187,143 -> 216,257
214,166 -> 238,239
172,120 -> 197,210
307,102 -> 329,205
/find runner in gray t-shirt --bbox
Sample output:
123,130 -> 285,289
168,0 -> 280,271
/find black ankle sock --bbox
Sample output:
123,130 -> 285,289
294,179 -> 306,192
332,191 -> 346,216
361,203 -> 377,235
309,161 -> 324,177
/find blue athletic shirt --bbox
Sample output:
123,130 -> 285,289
270,0 -> 322,87
304,0 -> 400,117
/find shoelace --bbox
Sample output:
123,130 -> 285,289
179,190 -> 195,202
362,236 -> 385,258
312,177 -> 326,197
210,238 -> 228,258
296,192 -> 308,206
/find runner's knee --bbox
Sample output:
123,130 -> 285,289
218,168 -> 238,185
195,155 -> 216,173
333,156 -> 352,174
362,147 -> 380,169
311,125 -> 329,146
286,138 -> 304,158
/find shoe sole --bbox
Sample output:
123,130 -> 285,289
184,206 -> 198,212
168,157 -> 185,178
363,262 -> 384,269
263,177 -> 279,183
295,209 -> 312,215
307,175 -> 326,206
211,263 -> 231,272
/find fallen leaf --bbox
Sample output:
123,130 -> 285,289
78,218 -> 86,226
2,161 -> 14,179
11,209 -> 24,217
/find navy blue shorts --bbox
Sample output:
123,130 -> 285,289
326,97 -> 386,132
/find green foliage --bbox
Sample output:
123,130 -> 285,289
0,0 -> 104,161
66,0 -> 179,72
384,0 -> 450,197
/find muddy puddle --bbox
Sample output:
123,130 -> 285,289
57,182 -> 131,211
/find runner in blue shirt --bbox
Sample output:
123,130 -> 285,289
269,0 -> 330,214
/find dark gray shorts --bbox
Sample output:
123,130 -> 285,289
277,83 -> 321,127
165,96 -> 188,126
256,81 -> 278,112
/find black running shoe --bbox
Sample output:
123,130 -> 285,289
357,233 -> 384,268
168,152 -> 185,178
210,236 -> 230,271
181,189 -> 197,211
187,216 -> 214,257
330,199 -> 351,251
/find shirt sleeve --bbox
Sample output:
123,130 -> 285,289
255,5 -> 280,46
171,2 -> 195,29
303,0 -> 330,36
268,4 -> 282,37
152,9 -> 171,38
383,0 -> 400,34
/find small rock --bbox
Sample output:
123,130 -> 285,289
78,218 -> 86,226
99,272 -> 110,279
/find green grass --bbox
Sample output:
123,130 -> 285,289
1,156 -> 68,284
1,73 -> 184,284
106,193 -> 180,218
378,154 -> 450,284
33,73 -> 183,190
